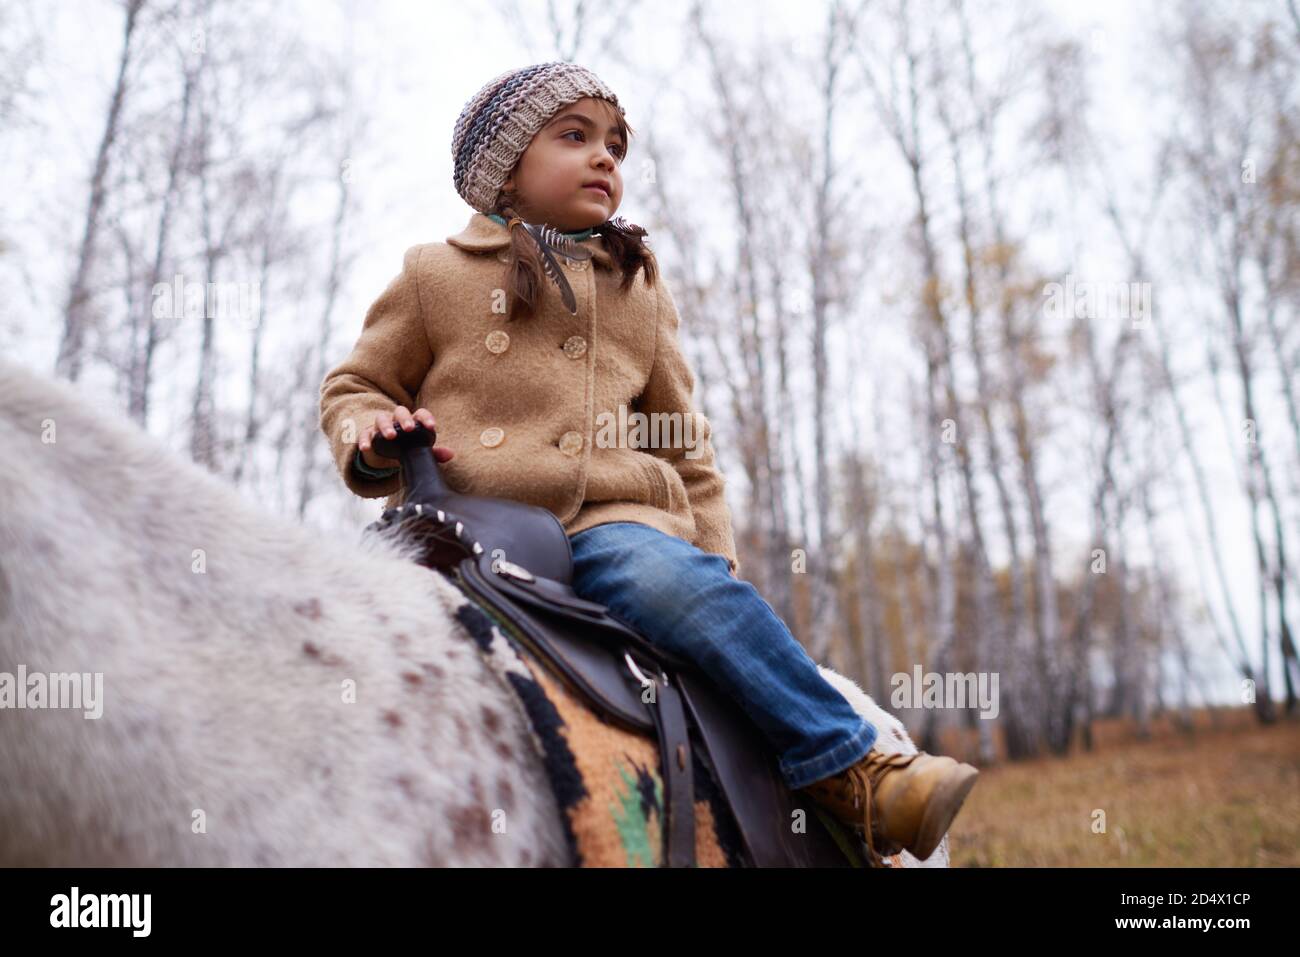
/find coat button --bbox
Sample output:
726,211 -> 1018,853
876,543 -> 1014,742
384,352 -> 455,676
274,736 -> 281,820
558,430 -> 584,456
485,330 -> 510,354
562,335 -> 587,359
480,427 -> 505,448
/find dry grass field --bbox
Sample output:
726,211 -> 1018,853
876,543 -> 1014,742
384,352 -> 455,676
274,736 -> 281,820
938,708 -> 1300,867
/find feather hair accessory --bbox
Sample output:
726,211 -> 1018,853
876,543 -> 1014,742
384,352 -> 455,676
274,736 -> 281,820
598,215 -> 648,245
507,216 -> 594,316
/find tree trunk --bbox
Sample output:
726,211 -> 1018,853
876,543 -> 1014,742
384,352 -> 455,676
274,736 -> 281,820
56,0 -> 145,381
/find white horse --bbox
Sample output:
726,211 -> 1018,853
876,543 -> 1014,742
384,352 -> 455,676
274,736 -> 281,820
0,358 -> 946,867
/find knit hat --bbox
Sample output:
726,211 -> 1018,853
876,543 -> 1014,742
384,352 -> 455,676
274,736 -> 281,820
451,61 -> 625,215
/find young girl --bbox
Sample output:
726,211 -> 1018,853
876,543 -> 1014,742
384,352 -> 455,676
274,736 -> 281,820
319,61 -> 977,865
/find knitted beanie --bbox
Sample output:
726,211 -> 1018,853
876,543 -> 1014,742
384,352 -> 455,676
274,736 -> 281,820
452,61 -> 625,215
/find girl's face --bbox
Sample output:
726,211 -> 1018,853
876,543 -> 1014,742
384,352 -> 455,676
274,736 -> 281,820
501,96 -> 626,231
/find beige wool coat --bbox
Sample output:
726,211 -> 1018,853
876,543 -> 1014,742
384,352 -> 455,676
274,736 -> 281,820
318,211 -> 740,576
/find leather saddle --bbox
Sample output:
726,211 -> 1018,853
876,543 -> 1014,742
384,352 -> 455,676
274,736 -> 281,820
366,424 -> 859,868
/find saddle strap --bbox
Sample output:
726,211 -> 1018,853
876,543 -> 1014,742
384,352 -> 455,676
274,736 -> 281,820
676,670 -> 858,867
641,661 -> 696,868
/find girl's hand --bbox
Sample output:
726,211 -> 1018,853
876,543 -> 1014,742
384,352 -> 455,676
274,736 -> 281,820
359,406 -> 456,470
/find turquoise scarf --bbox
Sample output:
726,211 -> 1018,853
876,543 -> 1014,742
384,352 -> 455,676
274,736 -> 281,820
487,212 -> 595,242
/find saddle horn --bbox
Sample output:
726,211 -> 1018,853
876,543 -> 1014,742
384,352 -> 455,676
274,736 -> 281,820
370,422 -> 575,584
370,422 -> 454,508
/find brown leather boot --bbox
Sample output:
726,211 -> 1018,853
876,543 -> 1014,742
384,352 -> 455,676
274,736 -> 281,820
800,748 -> 979,865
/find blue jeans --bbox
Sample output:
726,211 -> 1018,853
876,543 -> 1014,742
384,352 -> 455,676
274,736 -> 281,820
568,521 -> 878,789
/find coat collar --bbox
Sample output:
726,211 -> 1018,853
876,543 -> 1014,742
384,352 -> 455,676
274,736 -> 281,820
446,212 -> 614,269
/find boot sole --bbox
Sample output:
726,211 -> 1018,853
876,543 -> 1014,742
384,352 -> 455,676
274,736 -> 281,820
908,763 -> 979,861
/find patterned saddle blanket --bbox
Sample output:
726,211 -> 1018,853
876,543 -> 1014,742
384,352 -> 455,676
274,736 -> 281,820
455,590 -> 874,867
